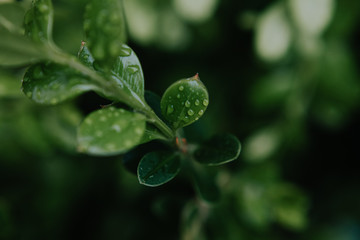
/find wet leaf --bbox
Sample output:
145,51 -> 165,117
78,42 -> 95,69
137,151 -> 181,187
84,0 -> 127,66
160,74 -> 209,129
111,44 -> 144,99
194,134 -> 241,166
22,62 -> 96,105
24,0 -> 54,43
78,107 -> 146,156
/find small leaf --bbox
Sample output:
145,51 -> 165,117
111,44 -> 144,99
22,62 -> 96,105
78,41 -> 95,69
24,0 -> 54,43
0,29 -> 46,66
160,74 -> 209,129
137,151 -> 181,187
194,134 -> 241,166
84,0 -> 127,65
78,107 -> 146,156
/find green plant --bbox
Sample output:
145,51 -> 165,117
0,0 -> 240,199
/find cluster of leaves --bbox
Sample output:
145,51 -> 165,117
0,0 -> 240,195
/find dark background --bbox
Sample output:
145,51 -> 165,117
1,0 -> 360,239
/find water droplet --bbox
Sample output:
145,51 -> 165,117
177,94 -> 181,99
203,99 -> 209,107
96,131 -> 103,137
38,4 -> 49,13
125,140 -> 132,147
100,116 -> 107,121
50,98 -> 57,104
135,128 -> 143,135
85,118 -> 92,125
167,105 -> 174,114
185,100 -> 191,107
119,47 -> 131,56
195,117 -> 199,120
198,110 -> 204,116
112,124 -> 121,132
195,99 -> 200,106
187,109 -> 194,116
106,143 -> 115,150
127,65 -> 139,74
179,86 -> 184,91
184,116 -> 189,122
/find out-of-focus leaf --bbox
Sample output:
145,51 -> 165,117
192,165 -> 220,203
84,0 -> 127,66
0,29 -> 46,66
0,2 -> 25,32
194,134 -> 241,166
22,62 -> 96,105
111,44 -> 144,99
137,151 -> 181,187
0,69 -> 22,97
24,0 -> 54,43
77,107 -> 146,156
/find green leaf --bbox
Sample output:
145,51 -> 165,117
22,62 -> 97,105
192,165 -> 220,203
194,134 -> 241,166
78,107 -> 146,156
0,2 -> 26,32
84,0 -> 127,65
160,74 -> 209,129
0,68 -> 22,97
0,28 -> 46,66
24,0 -> 54,43
137,151 -> 181,187
78,41 -> 95,69
111,44 -> 144,99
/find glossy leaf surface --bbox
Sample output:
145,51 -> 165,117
78,42 -> 95,69
138,151 -> 181,187
194,134 -> 241,166
160,74 -> 209,129
84,0 -> 127,65
78,107 -> 146,156
22,62 -> 96,105
111,44 -> 144,99
24,0 -> 54,43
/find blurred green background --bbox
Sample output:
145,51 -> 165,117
1,0 -> 360,239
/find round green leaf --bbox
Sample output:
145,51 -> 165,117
137,151 -> 181,187
77,107 -> 146,156
22,62 -> 96,105
160,74 -> 209,129
194,134 -> 241,166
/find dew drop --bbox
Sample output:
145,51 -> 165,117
185,100 -> 191,107
96,131 -> 103,137
127,65 -> 139,74
198,110 -> 204,116
167,105 -> 174,114
203,99 -> 209,107
112,124 -> 121,132
195,117 -> 199,121
177,94 -> 181,99
187,109 -> 194,116
178,86 -> 184,91
100,116 -> 107,121
195,99 -> 200,106
135,127 -> 143,135
119,47 -> 131,56
184,116 -> 189,122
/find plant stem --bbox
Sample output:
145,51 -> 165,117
46,47 -> 175,140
